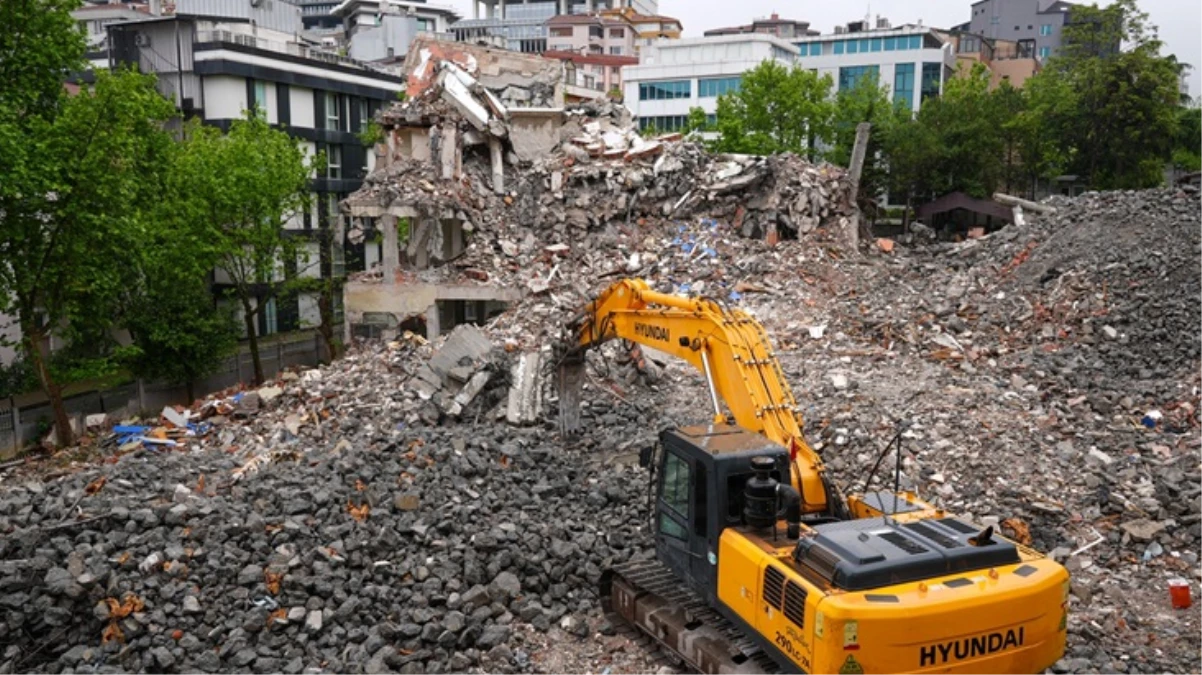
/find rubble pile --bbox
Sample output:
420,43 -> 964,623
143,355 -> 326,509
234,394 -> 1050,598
0,345 -> 662,674
1,186 -> 1198,674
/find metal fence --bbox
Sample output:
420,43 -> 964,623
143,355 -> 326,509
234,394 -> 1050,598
0,331 -> 328,459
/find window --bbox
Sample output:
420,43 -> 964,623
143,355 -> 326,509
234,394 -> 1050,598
893,62 -> 914,109
870,37 -> 882,52
325,92 -> 341,131
859,38 -> 870,52
609,46 -> 623,55
609,27 -> 625,38
838,65 -> 879,91
637,115 -> 691,132
920,62 -> 941,102
327,145 -> 342,179
638,80 -> 691,100
549,26 -> 572,37
1038,46 -> 1051,59
959,36 -> 979,53
263,297 -> 278,336
698,76 -> 741,98
846,39 -> 858,54
589,26 -> 604,39
1017,38 -> 1035,58
659,451 -> 689,540
660,512 -> 687,539
806,42 -> 822,56
1040,24 -> 1053,36
910,34 -> 922,49
884,36 -> 895,51
834,40 -> 844,54
358,99 -> 370,132
252,80 -> 267,116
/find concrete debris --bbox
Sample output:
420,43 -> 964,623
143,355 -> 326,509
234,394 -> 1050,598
1,172 -> 1199,675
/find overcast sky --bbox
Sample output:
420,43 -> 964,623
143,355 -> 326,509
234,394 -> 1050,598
443,0 -> 1201,97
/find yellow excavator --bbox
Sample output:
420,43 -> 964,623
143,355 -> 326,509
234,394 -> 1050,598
557,279 -> 1069,674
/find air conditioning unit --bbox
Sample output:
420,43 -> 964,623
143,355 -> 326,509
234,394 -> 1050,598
834,25 -> 846,34
135,31 -> 151,47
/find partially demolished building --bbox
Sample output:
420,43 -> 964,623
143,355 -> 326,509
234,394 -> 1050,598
341,37 -> 862,349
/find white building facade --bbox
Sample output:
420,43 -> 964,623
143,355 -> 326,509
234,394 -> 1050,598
621,34 -> 800,132
104,1 -> 405,338
791,23 -> 956,114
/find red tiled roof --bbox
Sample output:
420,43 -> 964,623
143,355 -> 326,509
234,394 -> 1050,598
542,50 -> 638,66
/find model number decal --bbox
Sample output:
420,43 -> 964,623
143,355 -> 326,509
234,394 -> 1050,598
774,632 -> 810,671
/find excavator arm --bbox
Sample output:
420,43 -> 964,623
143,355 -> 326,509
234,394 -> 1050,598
558,278 -> 830,514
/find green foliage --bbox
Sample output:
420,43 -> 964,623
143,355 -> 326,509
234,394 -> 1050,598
639,123 -> 660,138
1,16 -> 177,446
358,120 -> 385,146
683,106 -> 710,136
1037,0 -> 1181,188
710,60 -> 834,158
1172,104 -> 1201,171
169,112 -> 317,384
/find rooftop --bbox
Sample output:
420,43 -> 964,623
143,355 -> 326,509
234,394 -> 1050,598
704,12 -> 817,37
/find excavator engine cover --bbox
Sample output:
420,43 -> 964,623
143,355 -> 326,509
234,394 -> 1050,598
794,516 -> 1021,591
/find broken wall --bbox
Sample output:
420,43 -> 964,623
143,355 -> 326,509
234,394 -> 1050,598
403,37 -> 566,109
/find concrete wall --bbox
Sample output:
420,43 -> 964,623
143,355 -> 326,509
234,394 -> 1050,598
509,110 -> 561,162
349,14 -> 418,62
290,87 -> 316,128
203,74 -> 248,119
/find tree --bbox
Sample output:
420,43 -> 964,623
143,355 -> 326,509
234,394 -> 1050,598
1,0 -> 177,446
683,106 -> 710,136
1039,0 -> 1181,188
123,165 -> 239,402
171,114 -> 318,385
1171,102 -> 1201,173
711,60 -> 834,158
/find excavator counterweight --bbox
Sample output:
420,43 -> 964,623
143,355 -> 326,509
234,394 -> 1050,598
559,279 -> 1069,674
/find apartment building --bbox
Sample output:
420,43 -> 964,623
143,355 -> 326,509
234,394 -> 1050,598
966,0 -> 1077,61
941,30 -> 1042,88
622,34 -> 800,133
451,0 -> 655,53
101,0 -> 405,339
791,19 -> 956,114
332,0 -> 461,62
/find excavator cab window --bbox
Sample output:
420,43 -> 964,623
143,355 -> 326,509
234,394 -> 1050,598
659,451 -> 691,541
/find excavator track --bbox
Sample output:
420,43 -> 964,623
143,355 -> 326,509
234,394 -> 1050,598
601,559 -> 783,675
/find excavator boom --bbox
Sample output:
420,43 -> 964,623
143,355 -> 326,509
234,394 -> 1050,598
559,278 -> 828,514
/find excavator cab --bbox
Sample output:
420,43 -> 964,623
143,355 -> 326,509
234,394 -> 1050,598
648,423 -> 794,609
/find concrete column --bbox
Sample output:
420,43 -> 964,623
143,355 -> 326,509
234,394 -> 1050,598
489,137 -> 504,193
498,0 -> 506,18
380,214 -> 399,280
472,1 -> 479,19
559,0 -> 567,15
486,0 -> 494,19
440,125 -> 457,180
425,303 -> 441,340
586,0 -> 593,13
